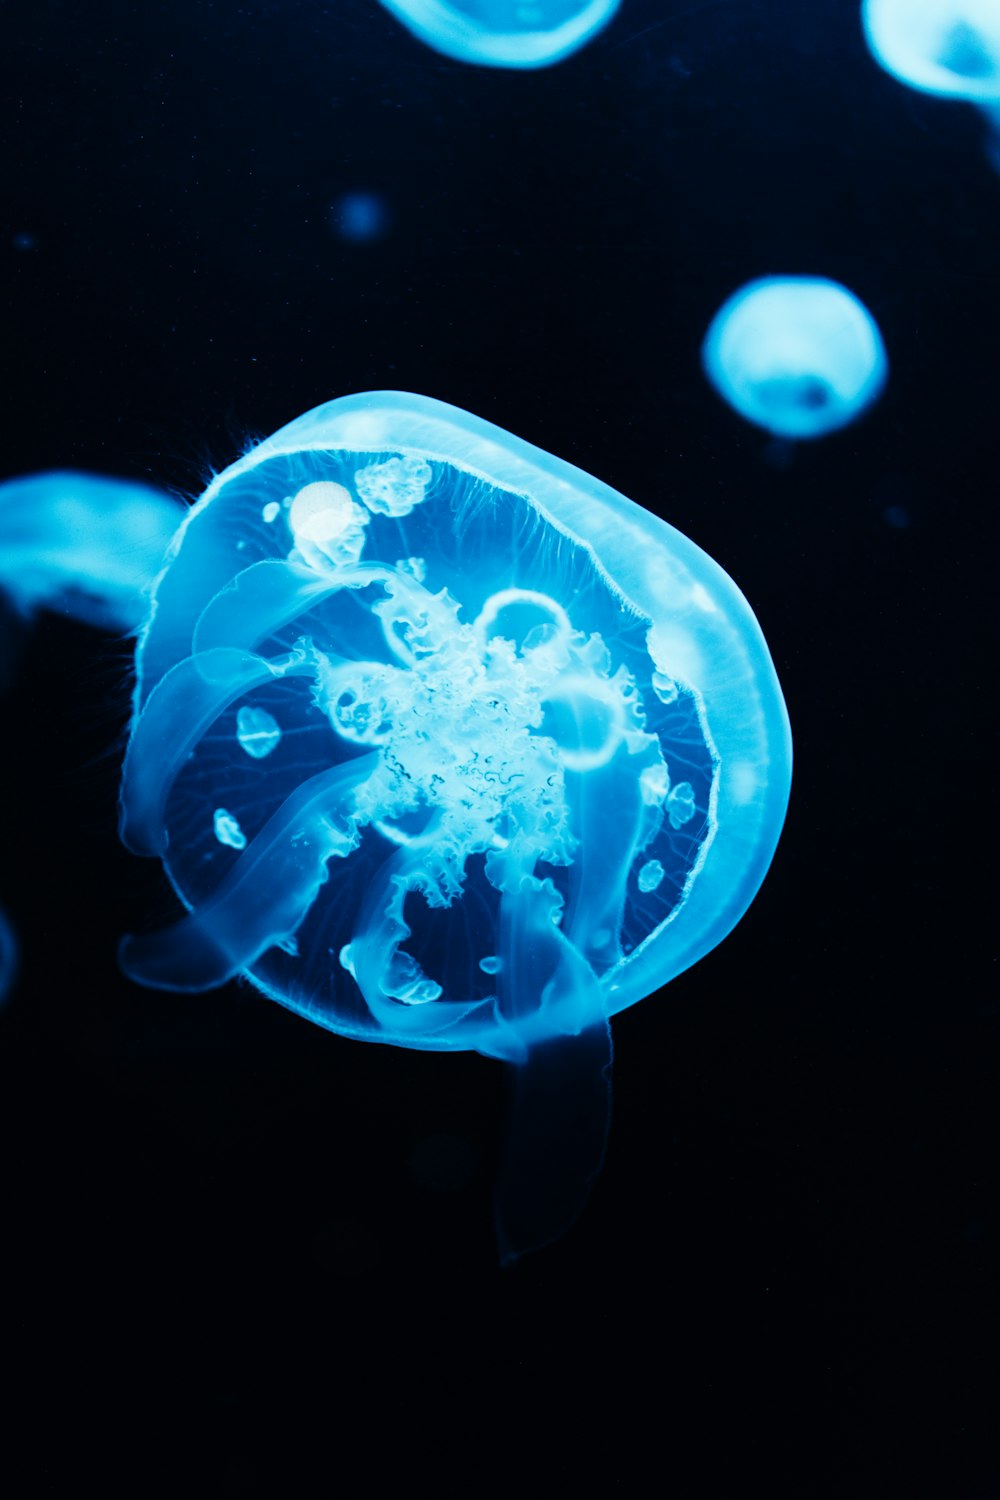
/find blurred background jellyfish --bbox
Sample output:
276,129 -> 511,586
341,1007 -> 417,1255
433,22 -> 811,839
0,905 -> 17,1007
862,0 -> 1000,170
702,276 -> 889,441
0,470 -> 185,993
329,191 -> 392,245
118,391 -> 791,1261
0,471 -> 185,638
377,0 -> 620,69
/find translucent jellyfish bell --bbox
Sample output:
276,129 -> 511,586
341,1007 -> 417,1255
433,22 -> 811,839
862,0 -> 1000,165
377,0 -> 620,69
118,391 -> 791,1260
702,276 -> 889,441
0,471 -> 186,633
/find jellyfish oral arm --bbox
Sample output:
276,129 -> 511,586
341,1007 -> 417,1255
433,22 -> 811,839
119,646 -> 319,857
119,754 -> 379,992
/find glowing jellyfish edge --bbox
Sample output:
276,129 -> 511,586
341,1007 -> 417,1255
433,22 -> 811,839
119,392 -> 791,1064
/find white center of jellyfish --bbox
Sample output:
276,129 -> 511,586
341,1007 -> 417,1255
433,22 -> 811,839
289,481 -> 369,568
308,577 -> 674,895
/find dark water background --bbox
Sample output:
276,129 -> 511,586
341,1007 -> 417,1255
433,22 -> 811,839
2,1 -> 996,1490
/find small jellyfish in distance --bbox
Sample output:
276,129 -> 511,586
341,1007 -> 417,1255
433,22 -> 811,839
0,905 -> 18,1006
377,0 -> 620,69
862,0 -> 1000,169
701,277 -> 889,441
329,192 -> 391,245
0,471 -> 186,634
117,391 -> 791,1262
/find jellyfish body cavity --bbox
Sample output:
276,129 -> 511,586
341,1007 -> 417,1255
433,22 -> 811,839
377,0 -> 620,69
0,471 -> 185,632
702,277 -> 888,440
118,391 -> 791,1257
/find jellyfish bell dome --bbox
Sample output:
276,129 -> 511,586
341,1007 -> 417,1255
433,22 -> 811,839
862,0 -> 1000,106
701,276 -> 889,441
377,0 -> 620,69
119,390 -> 790,1048
118,391 -> 790,1258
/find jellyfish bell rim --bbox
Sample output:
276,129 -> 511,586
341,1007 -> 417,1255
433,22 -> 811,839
377,0 -> 621,69
127,390 -> 792,1051
861,0 -> 1000,105
701,275 -> 889,440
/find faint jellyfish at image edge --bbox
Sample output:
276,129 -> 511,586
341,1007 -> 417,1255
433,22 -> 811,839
377,0 -> 621,69
862,0 -> 1000,168
0,470 -> 186,998
0,471 -> 186,634
0,906 -> 17,1006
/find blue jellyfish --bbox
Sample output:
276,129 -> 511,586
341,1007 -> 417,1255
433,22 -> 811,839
862,0 -> 1000,168
377,0 -> 620,69
0,905 -> 17,1007
118,391 -> 791,1260
0,471 -> 185,635
701,277 -> 889,441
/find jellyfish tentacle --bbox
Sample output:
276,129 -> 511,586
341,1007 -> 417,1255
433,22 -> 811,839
491,854 -> 612,1263
192,558 -> 396,656
119,646 -> 318,856
119,753 -> 379,991
562,744 -> 648,973
343,837 -> 493,1038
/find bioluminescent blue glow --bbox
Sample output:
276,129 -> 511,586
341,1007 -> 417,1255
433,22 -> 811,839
377,0 -> 620,69
330,192 -> 391,245
0,471 -> 185,632
118,391 -> 791,1259
702,277 -> 889,440
862,0 -> 1000,166
0,906 -> 17,1006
